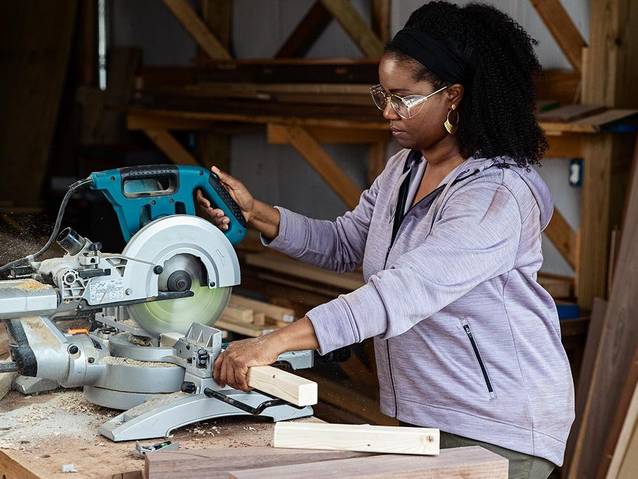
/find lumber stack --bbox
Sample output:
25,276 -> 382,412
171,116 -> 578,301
145,445 -> 507,479
215,294 -> 296,337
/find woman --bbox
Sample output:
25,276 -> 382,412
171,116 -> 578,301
198,2 -> 574,477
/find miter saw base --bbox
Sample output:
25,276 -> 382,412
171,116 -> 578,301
99,390 -> 312,442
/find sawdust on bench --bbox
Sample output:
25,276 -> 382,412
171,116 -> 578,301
14,279 -> 49,291
101,356 -> 176,368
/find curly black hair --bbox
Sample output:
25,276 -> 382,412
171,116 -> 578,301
386,2 -> 547,167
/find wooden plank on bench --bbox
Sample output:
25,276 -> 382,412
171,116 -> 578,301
274,422 -> 439,455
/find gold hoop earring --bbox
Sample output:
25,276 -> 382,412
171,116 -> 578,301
444,105 -> 459,135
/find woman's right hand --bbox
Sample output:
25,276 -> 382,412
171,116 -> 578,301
197,166 -> 255,230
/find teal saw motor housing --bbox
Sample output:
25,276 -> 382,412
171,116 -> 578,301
90,165 -> 247,245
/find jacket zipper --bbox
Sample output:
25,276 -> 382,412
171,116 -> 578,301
381,160 -> 483,414
382,167 -> 459,415
462,320 -> 496,398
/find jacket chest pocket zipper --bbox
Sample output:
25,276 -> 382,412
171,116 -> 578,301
462,320 -> 497,399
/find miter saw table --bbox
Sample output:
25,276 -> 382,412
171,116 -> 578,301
0,165 -> 314,442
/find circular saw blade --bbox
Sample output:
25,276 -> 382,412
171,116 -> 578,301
120,215 -> 241,337
128,283 -> 231,336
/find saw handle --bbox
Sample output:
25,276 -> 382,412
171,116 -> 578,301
90,165 -> 247,244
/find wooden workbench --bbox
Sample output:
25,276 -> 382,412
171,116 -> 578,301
0,389 -> 307,479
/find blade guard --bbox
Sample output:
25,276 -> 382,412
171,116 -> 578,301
90,165 -> 247,245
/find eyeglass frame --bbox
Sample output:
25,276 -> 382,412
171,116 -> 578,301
369,84 -> 449,119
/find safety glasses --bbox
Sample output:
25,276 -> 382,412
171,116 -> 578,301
369,84 -> 448,119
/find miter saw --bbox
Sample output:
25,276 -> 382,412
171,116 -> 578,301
0,165 -> 313,441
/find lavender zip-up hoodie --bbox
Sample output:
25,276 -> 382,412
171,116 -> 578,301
264,149 -> 575,466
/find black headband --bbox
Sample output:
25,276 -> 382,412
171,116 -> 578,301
388,28 -> 470,84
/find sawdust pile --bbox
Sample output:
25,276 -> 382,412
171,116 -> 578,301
101,356 -> 176,368
14,279 -> 49,291
0,390 -> 117,450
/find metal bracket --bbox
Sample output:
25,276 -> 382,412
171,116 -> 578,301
203,388 -> 305,416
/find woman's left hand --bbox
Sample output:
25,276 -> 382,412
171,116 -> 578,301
213,336 -> 281,392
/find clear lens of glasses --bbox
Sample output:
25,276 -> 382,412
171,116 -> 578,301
371,88 -> 388,110
370,86 -> 416,119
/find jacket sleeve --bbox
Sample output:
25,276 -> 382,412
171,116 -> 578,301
262,169 -> 385,273
306,180 -> 523,355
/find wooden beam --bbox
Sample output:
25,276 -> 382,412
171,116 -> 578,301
248,366 -> 318,406
275,1 -> 333,58
581,0 -> 638,108
229,447 -> 508,479
576,134 -> 615,309
278,125 -> 363,208
530,0 -> 587,73
545,133 -> 584,158
138,60 -> 380,86
129,107 -> 389,131
245,253 -> 364,291
268,123 -> 388,145
128,112 -> 212,131
201,0 -> 232,50
544,207 -> 578,269
274,422 -> 439,455
186,82 -> 372,96
575,133 -> 635,310
371,0 -> 391,43
320,0 -> 384,58
535,69 -> 581,104
163,0 -> 232,60
143,129 -> 199,166
537,104 -> 606,123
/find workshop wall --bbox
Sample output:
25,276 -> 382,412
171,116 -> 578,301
112,0 -> 586,276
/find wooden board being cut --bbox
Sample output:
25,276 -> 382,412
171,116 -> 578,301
274,422 -> 439,455
229,446 -> 507,479
249,366 -> 317,406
